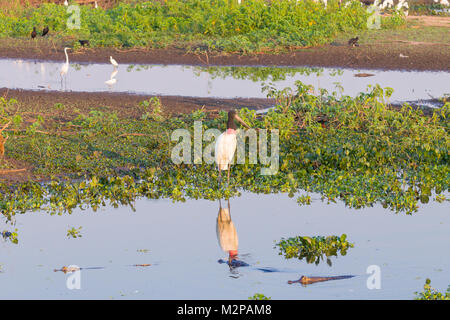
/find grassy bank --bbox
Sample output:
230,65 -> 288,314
0,0 -> 406,53
0,83 -> 448,219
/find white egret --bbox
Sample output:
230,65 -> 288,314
60,47 -> 70,85
215,110 -> 250,184
95,1 -> 98,8
110,56 -> 118,67
64,0 -> 68,6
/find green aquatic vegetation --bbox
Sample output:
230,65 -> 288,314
1,229 -> 18,244
0,81 -> 448,220
0,0 -> 403,53
275,234 -> 354,266
139,97 -> 165,121
249,293 -> 271,300
414,279 -> 450,300
67,226 -> 82,239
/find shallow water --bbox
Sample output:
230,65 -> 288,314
0,59 -> 448,104
1,193 -> 448,299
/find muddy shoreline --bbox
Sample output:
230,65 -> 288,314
1,42 -> 449,71
0,88 -> 273,117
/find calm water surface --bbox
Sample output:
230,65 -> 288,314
0,59 -> 449,103
1,193 -> 448,299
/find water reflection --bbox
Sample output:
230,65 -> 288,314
105,67 -> 118,88
0,59 -> 448,102
216,199 -> 278,277
216,199 -> 239,263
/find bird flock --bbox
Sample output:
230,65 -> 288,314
30,23 -> 118,88
31,26 -> 49,39
57,46 -> 119,88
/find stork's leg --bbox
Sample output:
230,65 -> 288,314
218,169 -> 222,189
227,165 -> 231,185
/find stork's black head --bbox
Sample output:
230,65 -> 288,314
227,110 -> 250,130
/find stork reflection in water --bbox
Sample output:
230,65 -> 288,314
216,200 -> 278,275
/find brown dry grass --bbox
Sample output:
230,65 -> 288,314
406,16 -> 450,28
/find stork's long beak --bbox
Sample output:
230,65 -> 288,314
234,114 -> 250,129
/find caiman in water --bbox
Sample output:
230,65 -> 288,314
288,275 -> 355,285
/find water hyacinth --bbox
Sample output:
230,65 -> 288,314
0,82 -> 448,221
275,234 -> 354,266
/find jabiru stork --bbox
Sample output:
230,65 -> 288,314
215,110 -> 250,185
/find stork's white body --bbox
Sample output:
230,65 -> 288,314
215,129 -> 237,171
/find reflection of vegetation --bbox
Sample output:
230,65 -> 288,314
190,66 -> 330,82
249,293 -> 271,300
414,279 -> 450,300
275,234 -> 353,266
71,64 -> 83,71
0,0 -> 404,53
0,81 -> 448,220
126,65 -> 152,72
409,4 -> 450,16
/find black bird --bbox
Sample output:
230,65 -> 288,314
78,40 -> 90,47
42,26 -> 49,37
31,27 -> 37,39
348,37 -> 359,47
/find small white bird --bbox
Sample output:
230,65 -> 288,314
110,56 -> 118,67
64,0 -> 68,6
215,110 -> 250,184
399,53 -> 409,58
60,47 -> 70,83
95,1 -> 98,8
